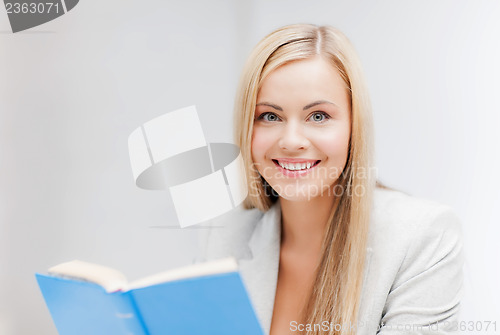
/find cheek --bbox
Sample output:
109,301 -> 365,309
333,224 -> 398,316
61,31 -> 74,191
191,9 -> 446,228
312,127 -> 350,160
251,127 -> 274,160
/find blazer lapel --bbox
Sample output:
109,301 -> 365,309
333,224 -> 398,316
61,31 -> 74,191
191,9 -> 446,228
238,203 -> 281,335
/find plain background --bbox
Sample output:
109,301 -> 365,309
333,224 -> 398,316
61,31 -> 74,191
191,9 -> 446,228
1,0 -> 499,333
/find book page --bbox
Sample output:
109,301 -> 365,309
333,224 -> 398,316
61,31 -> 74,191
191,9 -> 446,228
126,257 -> 238,291
48,260 -> 128,293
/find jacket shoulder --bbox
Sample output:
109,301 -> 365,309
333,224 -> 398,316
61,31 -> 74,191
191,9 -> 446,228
368,188 -> 464,329
369,187 -> 463,288
372,187 -> 461,239
369,188 -> 463,281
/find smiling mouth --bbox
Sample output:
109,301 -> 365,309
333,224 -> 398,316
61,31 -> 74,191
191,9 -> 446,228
272,159 -> 321,171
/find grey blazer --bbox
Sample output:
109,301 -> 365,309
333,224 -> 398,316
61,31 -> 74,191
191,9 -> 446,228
197,188 -> 464,334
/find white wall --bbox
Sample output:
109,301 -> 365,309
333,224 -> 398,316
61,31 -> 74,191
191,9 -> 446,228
1,1 -> 498,334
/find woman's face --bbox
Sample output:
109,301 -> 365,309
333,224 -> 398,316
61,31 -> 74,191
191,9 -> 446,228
251,56 -> 351,202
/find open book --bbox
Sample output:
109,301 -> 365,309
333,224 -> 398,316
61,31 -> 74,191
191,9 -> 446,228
35,258 -> 263,335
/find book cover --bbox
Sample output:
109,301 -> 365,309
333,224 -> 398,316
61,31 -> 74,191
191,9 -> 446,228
36,259 -> 264,335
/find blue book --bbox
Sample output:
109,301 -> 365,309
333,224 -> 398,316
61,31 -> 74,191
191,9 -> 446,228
36,258 -> 263,335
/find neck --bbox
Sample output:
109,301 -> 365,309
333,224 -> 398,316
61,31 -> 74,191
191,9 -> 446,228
279,193 -> 337,255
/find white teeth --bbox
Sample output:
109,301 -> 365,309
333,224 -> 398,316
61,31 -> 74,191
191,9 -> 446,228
277,161 -> 316,171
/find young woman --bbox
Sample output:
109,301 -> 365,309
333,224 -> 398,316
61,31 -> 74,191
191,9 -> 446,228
199,24 -> 463,335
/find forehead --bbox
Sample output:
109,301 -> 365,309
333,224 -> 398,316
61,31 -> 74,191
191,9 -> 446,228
257,56 -> 349,110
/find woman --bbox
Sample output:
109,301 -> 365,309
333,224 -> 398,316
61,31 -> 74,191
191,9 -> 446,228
199,24 -> 463,335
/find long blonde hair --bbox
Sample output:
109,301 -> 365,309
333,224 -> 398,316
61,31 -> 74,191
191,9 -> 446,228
234,24 -> 375,334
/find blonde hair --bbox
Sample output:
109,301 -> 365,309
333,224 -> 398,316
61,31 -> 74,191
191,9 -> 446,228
234,24 -> 375,334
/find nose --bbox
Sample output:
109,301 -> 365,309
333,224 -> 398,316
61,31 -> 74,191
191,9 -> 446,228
278,120 -> 310,151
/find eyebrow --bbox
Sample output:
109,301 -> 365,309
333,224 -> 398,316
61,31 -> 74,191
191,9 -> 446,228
256,100 -> 338,111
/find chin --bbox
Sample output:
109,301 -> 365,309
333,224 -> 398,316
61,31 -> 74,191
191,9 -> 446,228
271,183 -> 327,202
278,194 -> 316,202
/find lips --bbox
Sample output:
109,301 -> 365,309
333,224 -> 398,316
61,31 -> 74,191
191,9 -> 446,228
272,159 -> 321,171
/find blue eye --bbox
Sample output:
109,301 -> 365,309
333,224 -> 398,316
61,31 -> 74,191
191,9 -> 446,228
309,112 -> 330,122
257,112 -> 281,122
